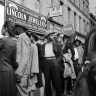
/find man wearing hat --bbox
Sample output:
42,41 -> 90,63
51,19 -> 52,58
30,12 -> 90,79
15,22 -> 38,96
41,31 -> 63,96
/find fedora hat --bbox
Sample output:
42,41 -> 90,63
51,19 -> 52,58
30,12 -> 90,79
45,31 -> 55,38
15,21 -> 28,30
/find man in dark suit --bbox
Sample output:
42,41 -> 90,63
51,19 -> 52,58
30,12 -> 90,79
41,31 -> 63,96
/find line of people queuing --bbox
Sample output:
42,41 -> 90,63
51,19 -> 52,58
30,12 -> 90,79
0,20 -> 84,96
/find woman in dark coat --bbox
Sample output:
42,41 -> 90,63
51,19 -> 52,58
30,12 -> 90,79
73,27 -> 96,96
0,21 -> 18,96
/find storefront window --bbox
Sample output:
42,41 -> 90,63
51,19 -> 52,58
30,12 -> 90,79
0,5 -> 4,37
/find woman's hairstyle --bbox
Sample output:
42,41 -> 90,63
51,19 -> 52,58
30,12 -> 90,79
3,21 -> 15,37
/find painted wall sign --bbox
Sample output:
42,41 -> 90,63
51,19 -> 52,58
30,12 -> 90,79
50,6 -> 62,17
5,0 -> 47,32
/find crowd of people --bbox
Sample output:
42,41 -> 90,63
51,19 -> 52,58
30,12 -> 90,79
0,20 -> 94,96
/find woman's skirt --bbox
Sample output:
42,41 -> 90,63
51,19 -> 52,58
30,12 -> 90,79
63,61 -> 76,79
0,71 -> 17,96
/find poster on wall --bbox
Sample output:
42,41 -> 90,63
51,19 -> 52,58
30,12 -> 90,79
50,6 -> 62,17
5,0 -> 47,33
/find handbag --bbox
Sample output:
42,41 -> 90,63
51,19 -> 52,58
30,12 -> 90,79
63,62 -> 72,78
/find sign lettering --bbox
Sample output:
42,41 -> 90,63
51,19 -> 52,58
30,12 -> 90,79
50,6 -> 62,17
5,0 -> 47,32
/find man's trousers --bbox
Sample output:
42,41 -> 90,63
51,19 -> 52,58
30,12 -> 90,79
42,58 -> 61,96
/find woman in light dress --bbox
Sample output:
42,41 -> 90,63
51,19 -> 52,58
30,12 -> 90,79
62,35 -> 76,96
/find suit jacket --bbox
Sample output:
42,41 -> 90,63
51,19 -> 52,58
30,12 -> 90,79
24,43 -> 39,90
41,41 -> 63,71
15,33 -> 31,76
0,37 -> 18,71
16,33 -> 39,94
24,43 -> 39,75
